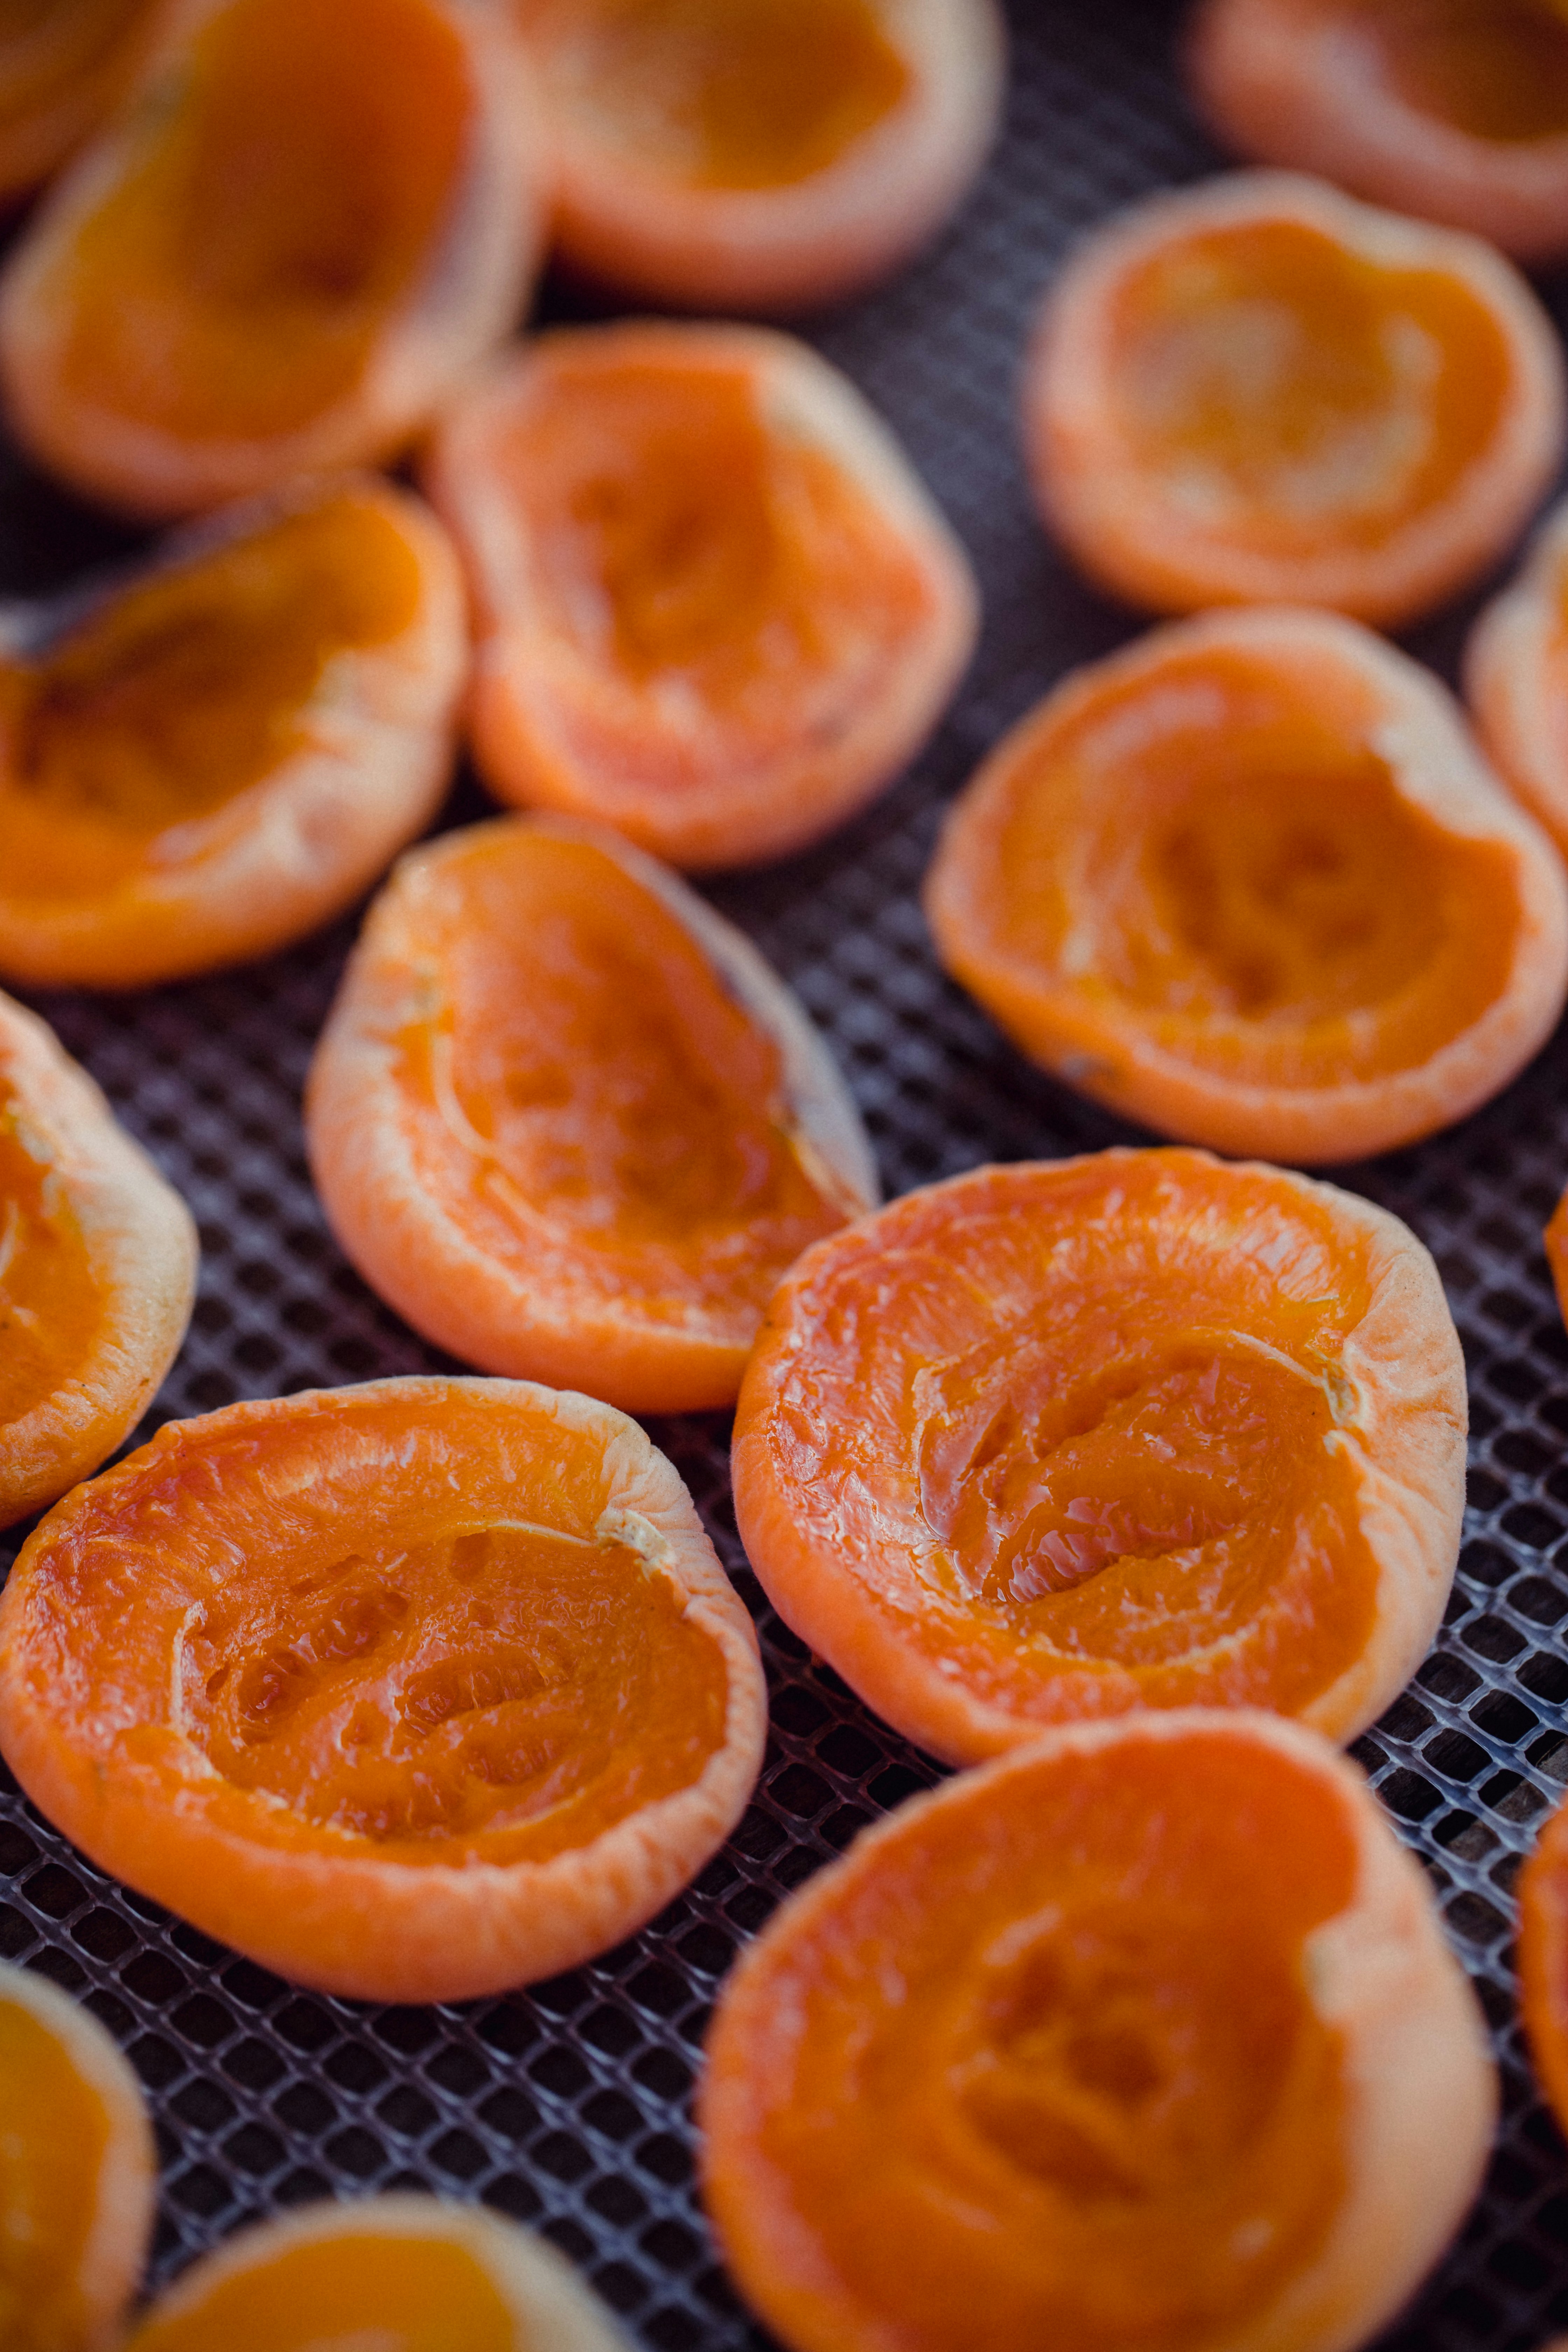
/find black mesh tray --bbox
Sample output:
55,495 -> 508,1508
5,5 -> 1568,2345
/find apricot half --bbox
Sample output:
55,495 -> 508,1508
425,321 -> 979,870
0,988 -> 195,1529
0,1961 -> 155,2352
0,477 -> 467,991
732,1149 -> 1466,1764
1466,496 -> 1568,877
1188,0 -> 1568,264
0,0 -> 544,518
514,0 -> 1006,312
1025,169 -> 1566,625
0,0 -> 160,207
925,607 -> 1568,1166
701,1709 -> 1497,2352
307,816 -> 877,1416
124,2196 -> 627,2352
0,1377 -> 767,2004
1519,1778 -> 1568,2147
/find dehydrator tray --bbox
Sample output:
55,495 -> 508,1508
6,3 -> 1568,2344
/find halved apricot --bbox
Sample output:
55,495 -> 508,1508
0,988 -> 195,1529
424,321 -> 978,870
1024,169 -> 1566,624
0,1376 -> 767,2003
0,0 -> 544,519
124,2196 -> 626,2352
0,476 -> 467,991
0,0 -> 160,206
0,1960 -> 155,2352
1519,1780 -> 1568,2148
701,1708 -> 1496,2352
926,606 -> 1568,1165
1188,0 -> 1568,263
1465,496 -> 1568,878
307,816 -> 877,1416
732,1149 -> 1466,1765
513,0 -> 1006,312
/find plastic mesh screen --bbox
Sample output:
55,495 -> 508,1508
4,1 -> 1568,2344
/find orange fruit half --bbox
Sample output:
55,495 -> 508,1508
1467,493 -> 1568,874
124,2195 -> 627,2352
1024,168 -> 1566,625
0,0 -> 161,207
701,1709 -> 1497,2352
424,319 -> 979,871
925,605 -> 1568,1166
732,1148 -> 1466,1764
0,987 -> 195,1528
0,1960 -> 155,2352
1519,1779 -> 1568,2148
0,476 -> 467,990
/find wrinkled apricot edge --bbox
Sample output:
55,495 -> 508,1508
1025,169 -> 1567,625
700,1709 -> 1497,2352
0,1377 -> 768,2004
0,990 -> 195,1528
533,0 -> 1007,312
1466,496 -> 1568,866
426,322 -> 981,871
732,1150 -> 1467,1762
306,816 -> 879,1414
928,606 -> 1568,1165
0,474 -> 469,992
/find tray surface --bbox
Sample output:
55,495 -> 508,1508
6,4 -> 1568,2345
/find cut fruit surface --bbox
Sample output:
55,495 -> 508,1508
425,320 -> 978,869
0,0 -> 160,205
1188,0 -> 1568,262
732,1148 -> 1466,1763
1467,496 -> 1568,878
0,1376 -> 766,2002
0,476 -> 467,988
0,1961 -> 155,2352
1025,169 -> 1565,624
515,0 -> 1005,310
926,606 -> 1568,1164
0,987 -> 195,1527
701,1709 -> 1497,2352
307,816 -> 877,1414
0,0 -> 544,516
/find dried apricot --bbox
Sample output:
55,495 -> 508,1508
0,477 -> 467,990
925,606 -> 1568,1165
732,1149 -> 1465,1763
0,0 -> 160,206
423,320 -> 978,870
1188,0 -> 1568,263
307,816 -> 877,1415
0,1377 -> 767,2003
1466,495 -> 1568,875
701,1709 -> 1496,2352
513,0 -> 1006,311
1024,169 -> 1566,625
124,2195 -> 626,2352
0,0 -> 544,518
0,989 -> 195,1529
0,1960 -> 155,2352
1519,1780 -> 1568,2147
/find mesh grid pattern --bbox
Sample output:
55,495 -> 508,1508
6,2 -> 1568,2343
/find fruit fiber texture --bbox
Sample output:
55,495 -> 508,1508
702,1708 -> 1497,2352
926,604 -> 1568,1165
0,1377 -> 768,2003
732,1148 -> 1466,1764
307,816 -> 878,1414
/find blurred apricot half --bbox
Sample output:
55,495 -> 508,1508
1519,1778 -> 1568,2147
514,0 -> 1005,312
0,1376 -> 767,2004
0,0 -> 161,207
0,989 -> 194,1529
425,321 -> 978,870
0,477 -> 467,991
307,816 -> 877,1416
732,1149 -> 1466,1764
0,0 -> 544,519
124,2195 -> 628,2352
926,607 -> 1568,1166
1466,497 -> 1568,876
701,1708 -> 1496,2352
0,1961 -> 155,2352
1024,169 -> 1565,625
1188,0 -> 1568,264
